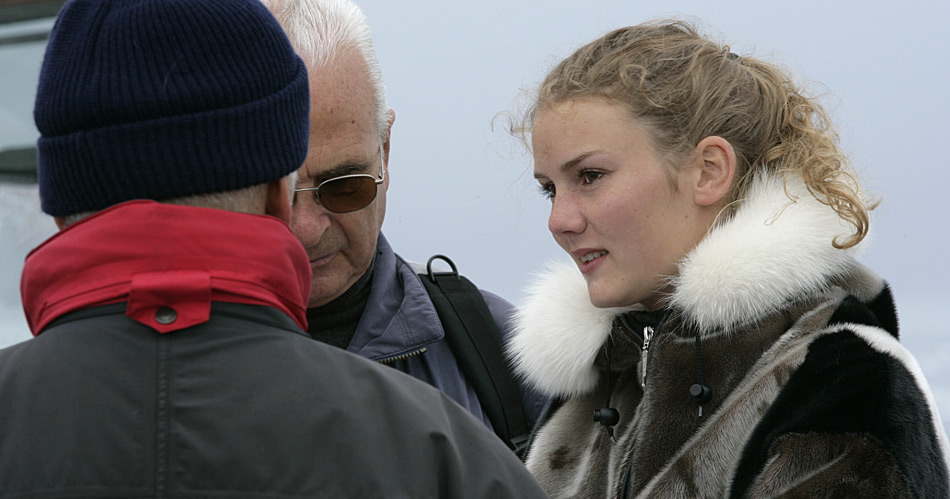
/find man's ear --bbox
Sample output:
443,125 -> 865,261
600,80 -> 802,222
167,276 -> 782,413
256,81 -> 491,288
382,108 -> 395,190
265,176 -> 292,224
54,217 -> 66,230
386,108 -> 396,131
692,136 -> 736,207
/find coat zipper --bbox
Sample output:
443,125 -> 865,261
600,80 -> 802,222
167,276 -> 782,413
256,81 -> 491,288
621,311 -> 670,499
639,326 -> 654,389
376,346 -> 428,364
621,325 -> 654,499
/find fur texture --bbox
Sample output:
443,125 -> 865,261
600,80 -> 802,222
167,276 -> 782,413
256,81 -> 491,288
670,175 -> 859,330
509,260 -> 638,397
509,172 -> 950,498
511,174 -> 856,398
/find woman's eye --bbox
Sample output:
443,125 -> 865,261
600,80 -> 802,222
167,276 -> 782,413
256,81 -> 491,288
538,182 -> 555,200
580,170 -> 603,184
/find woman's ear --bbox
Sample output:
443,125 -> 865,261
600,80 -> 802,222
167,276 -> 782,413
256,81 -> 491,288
692,136 -> 736,207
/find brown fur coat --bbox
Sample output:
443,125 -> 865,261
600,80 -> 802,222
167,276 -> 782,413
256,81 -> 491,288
508,175 -> 949,498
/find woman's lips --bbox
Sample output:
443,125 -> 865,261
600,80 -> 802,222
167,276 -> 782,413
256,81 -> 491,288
576,249 -> 607,274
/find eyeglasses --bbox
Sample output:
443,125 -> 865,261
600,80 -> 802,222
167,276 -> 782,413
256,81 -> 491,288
293,143 -> 385,214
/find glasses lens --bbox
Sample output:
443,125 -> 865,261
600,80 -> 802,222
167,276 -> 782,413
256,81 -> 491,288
319,176 -> 378,213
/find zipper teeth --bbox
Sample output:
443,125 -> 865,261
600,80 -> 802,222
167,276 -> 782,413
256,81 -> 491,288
640,326 -> 654,389
377,346 -> 427,364
624,317 -> 666,498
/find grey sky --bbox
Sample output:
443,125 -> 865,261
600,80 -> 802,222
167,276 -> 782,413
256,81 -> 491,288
1,0 -> 948,429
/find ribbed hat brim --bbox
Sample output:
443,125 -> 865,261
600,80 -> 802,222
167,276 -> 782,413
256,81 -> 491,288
38,63 -> 309,217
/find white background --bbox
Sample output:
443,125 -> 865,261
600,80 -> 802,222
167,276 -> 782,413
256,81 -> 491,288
2,1 -> 948,433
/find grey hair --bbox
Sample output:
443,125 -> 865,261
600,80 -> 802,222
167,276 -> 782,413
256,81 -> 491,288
59,172 -> 297,228
260,0 -> 390,142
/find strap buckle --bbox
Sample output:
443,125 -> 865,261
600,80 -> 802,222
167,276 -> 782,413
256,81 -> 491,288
425,254 -> 459,282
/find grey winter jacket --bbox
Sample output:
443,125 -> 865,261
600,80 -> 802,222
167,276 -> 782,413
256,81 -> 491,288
0,204 -> 547,498
0,303 -> 548,498
349,233 -> 547,430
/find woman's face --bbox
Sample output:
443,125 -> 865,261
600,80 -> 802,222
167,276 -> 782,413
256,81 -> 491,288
532,98 -> 711,310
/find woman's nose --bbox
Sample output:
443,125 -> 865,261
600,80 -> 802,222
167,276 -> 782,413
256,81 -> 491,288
548,193 -> 585,236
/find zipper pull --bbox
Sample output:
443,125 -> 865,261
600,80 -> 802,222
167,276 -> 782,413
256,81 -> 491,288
640,326 -> 654,389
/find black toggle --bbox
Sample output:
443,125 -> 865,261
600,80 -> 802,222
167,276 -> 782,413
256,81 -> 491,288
593,407 -> 620,427
689,383 -> 712,405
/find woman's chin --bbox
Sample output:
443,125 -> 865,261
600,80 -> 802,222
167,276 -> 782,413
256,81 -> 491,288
586,284 -> 639,309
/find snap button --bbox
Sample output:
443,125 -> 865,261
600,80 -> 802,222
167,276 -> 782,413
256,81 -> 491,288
155,306 -> 177,325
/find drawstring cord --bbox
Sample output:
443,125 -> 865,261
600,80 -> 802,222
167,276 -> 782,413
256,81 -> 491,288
598,310 -> 710,444
690,332 -> 713,417
594,340 -> 620,443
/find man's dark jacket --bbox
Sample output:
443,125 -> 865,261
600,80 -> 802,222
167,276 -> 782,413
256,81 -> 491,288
0,202 -> 547,498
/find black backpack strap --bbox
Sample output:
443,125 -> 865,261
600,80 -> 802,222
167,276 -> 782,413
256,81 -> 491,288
419,254 -> 530,459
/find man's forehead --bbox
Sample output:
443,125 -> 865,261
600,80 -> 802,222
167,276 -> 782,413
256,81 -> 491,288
299,50 -> 382,183
307,50 -> 377,123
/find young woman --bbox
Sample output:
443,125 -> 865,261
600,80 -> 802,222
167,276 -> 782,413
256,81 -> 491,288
508,20 -> 949,498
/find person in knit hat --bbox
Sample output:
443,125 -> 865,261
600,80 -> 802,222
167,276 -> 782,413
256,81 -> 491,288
0,1 -> 547,497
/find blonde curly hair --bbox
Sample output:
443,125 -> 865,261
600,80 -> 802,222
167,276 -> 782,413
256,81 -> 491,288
518,20 -> 871,249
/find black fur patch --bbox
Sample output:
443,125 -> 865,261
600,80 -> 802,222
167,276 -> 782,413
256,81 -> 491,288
869,284 -> 900,338
826,286 -> 899,339
828,296 -> 883,330
730,330 -> 948,497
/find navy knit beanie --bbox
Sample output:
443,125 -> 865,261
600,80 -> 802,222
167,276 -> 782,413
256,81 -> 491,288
34,0 -> 310,217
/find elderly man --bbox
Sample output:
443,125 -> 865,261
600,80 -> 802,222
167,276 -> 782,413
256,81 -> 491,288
260,0 -> 547,456
0,0 -> 547,496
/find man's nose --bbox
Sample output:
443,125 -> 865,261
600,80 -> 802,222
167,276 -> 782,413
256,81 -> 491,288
291,198 -> 332,247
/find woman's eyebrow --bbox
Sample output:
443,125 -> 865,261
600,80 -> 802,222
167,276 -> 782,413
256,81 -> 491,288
560,151 -> 597,172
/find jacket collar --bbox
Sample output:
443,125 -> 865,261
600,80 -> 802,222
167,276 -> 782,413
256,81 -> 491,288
346,233 -> 445,361
21,200 -> 312,335
508,174 -> 862,398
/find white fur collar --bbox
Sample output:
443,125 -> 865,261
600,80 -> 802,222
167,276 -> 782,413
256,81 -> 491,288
508,174 -> 861,398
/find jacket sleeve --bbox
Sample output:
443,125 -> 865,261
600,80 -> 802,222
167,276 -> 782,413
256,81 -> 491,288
730,328 -> 949,498
365,353 -> 550,498
742,432 -> 913,498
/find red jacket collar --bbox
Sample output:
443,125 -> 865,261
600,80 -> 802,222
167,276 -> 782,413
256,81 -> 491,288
21,200 -> 312,335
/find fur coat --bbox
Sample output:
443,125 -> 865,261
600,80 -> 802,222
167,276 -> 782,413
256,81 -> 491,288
508,174 -> 950,498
